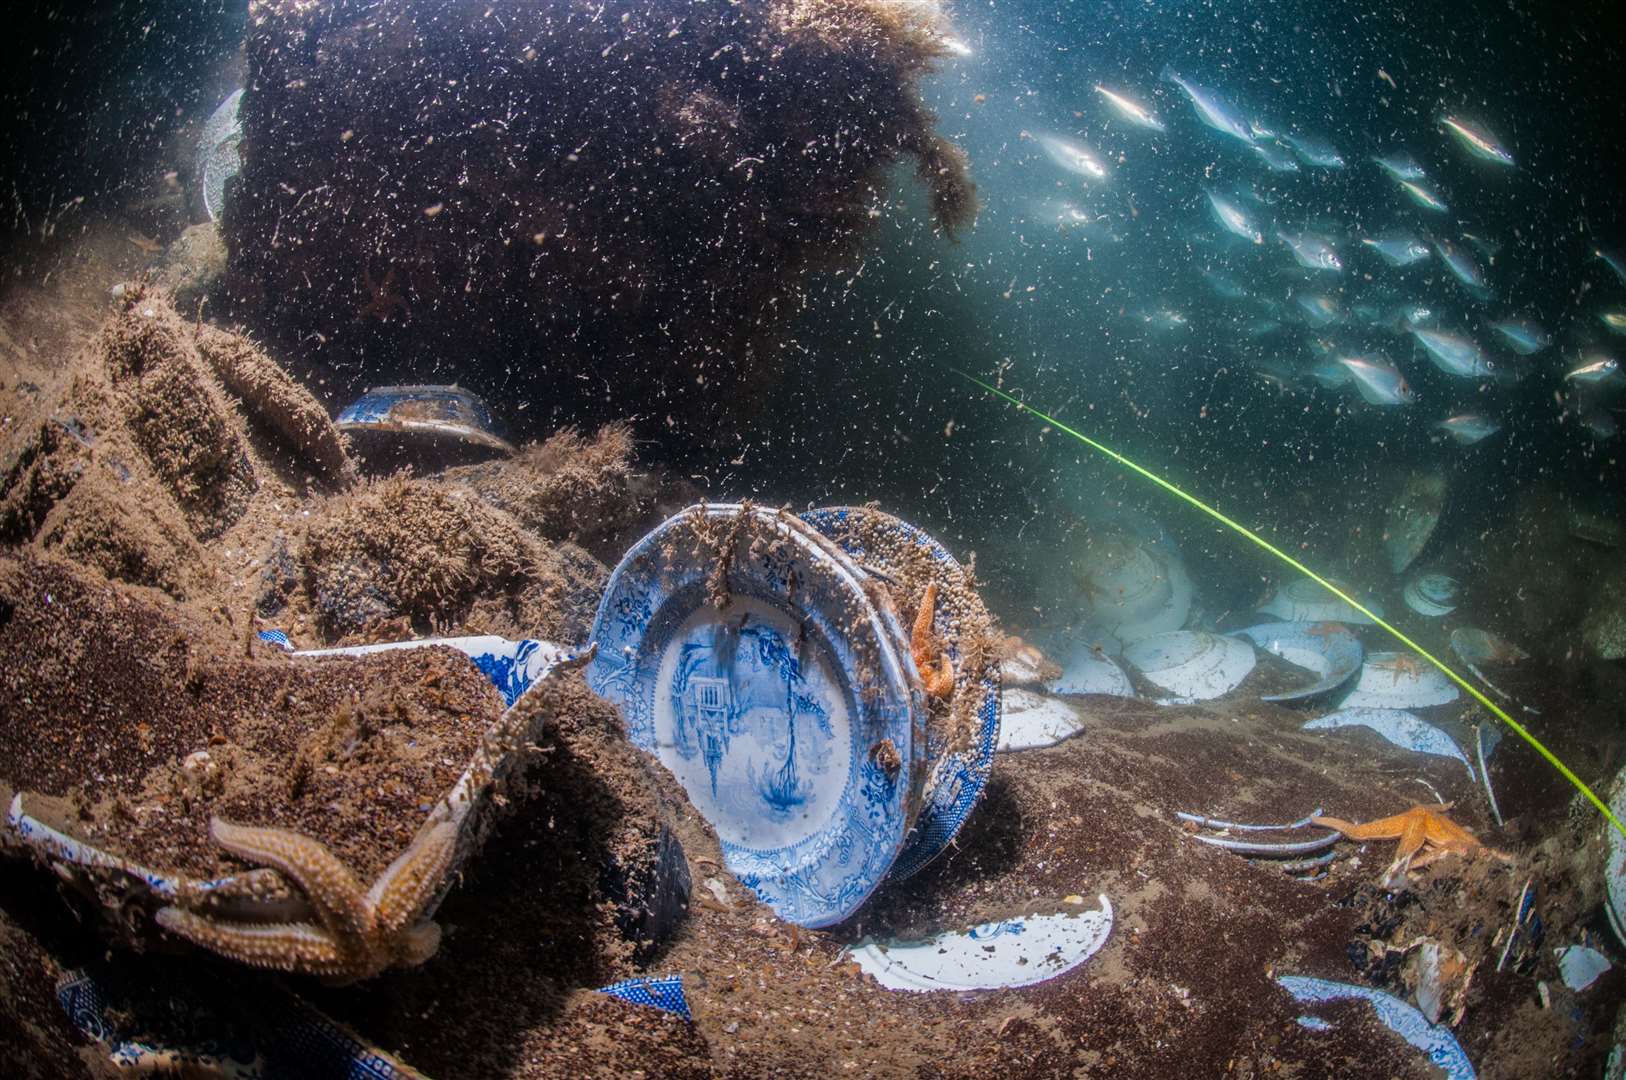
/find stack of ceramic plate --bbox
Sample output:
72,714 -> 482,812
1064,524 -> 1194,653
195,88 -> 243,223
1402,572 -> 1460,617
588,504 -> 999,927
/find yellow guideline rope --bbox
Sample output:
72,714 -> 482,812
961,370 -> 1626,840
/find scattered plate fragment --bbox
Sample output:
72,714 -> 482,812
847,895 -> 1113,992
1123,631 -> 1256,702
1555,946 -> 1612,992
1063,525 -> 1194,653
1257,578 -> 1379,624
1276,975 -> 1477,1080
996,687 -> 1087,752
299,635 -> 575,706
1237,621 -> 1363,702
598,975 -> 693,1019
1176,808 -> 1338,879
1303,708 -> 1473,778
1047,642 -> 1135,698
1339,651 -> 1460,710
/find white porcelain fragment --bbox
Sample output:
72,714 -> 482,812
1048,642 -> 1135,698
1258,578 -> 1379,625
848,895 -> 1113,992
1303,708 -> 1473,778
996,688 -> 1087,752
1556,945 -> 1611,992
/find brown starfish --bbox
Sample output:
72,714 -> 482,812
912,582 -> 955,698
1371,652 -> 1427,684
155,813 -> 459,983
1313,803 -> 1512,885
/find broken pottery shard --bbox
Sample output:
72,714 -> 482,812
1304,708 -> 1473,778
1277,975 -> 1476,1079
847,895 -> 1113,992
996,687 -> 1086,752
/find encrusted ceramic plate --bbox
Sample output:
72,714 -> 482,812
1237,621 -> 1363,703
297,635 -> 574,706
848,895 -> 1114,992
196,88 -> 243,223
1124,631 -> 1256,702
336,384 -> 516,464
798,506 -> 1001,881
1403,572 -> 1460,617
587,504 -> 920,928
1339,651 -> 1460,710
1607,766 -> 1626,950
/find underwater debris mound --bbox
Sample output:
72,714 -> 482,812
0,288 -> 354,602
224,0 -> 976,438
298,472 -> 607,643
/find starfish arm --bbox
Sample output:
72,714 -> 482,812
1395,812 -> 1428,863
910,582 -> 955,698
210,818 -> 372,946
367,818 -> 460,939
1312,814 -> 1388,839
156,907 -> 348,975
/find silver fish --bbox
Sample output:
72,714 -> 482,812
1161,67 -> 1256,144
1582,411 -> 1619,440
1600,310 -> 1626,335
1372,151 -> 1426,181
1361,233 -> 1431,267
1296,293 -> 1342,327
1441,115 -> 1515,167
1206,189 -> 1263,245
1488,318 -> 1550,356
1410,326 -> 1495,378
1437,413 -> 1501,444
1565,355 -> 1621,384
1202,268 -> 1249,300
1278,230 -> 1342,272
1094,85 -> 1165,132
1432,237 -> 1488,295
1139,307 -> 1189,331
1281,133 -> 1345,168
1596,248 -> 1626,286
1249,140 -> 1301,172
1309,359 -> 1353,388
1399,179 -> 1449,213
1339,355 -> 1416,405
1036,133 -> 1109,181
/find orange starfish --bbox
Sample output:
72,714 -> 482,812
912,582 -> 955,698
1370,652 -> 1427,684
1313,803 -> 1511,885
1304,621 -> 1347,641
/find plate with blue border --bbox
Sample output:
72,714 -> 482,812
587,504 -> 921,928
799,506 -> 1002,880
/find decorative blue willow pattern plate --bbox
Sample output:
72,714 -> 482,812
296,635 -> 574,707
587,504 -> 917,928
798,506 -> 1002,881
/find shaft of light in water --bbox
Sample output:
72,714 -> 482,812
959,369 -> 1626,840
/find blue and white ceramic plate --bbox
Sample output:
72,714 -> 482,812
1303,707 -> 1473,778
336,384 -> 516,461
587,504 -> 919,928
798,506 -> 1002,881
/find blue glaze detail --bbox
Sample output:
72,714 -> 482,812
598,975 -> 693,1020
1277,975 -> 1476,1079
